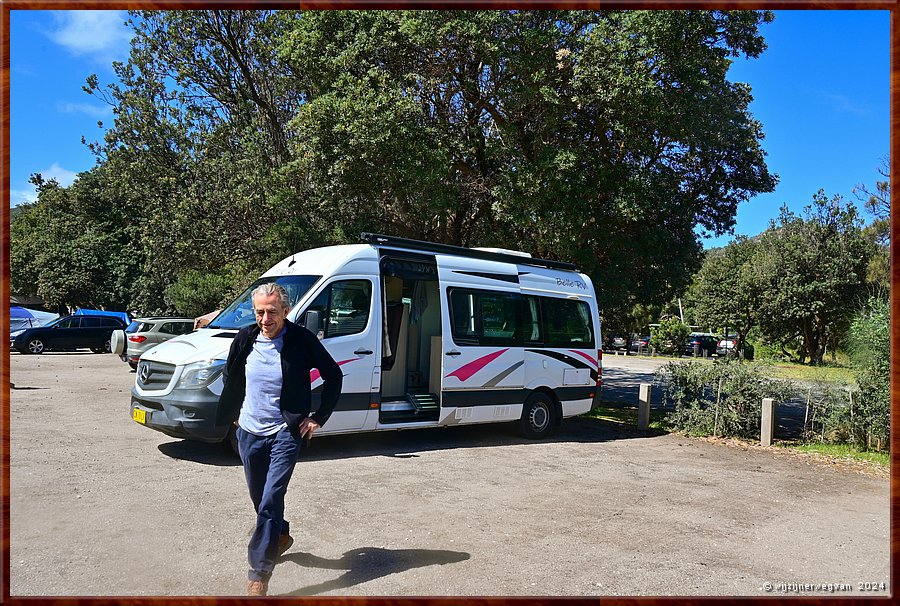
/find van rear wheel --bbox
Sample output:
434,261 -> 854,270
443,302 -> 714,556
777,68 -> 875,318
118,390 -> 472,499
519,392 -> 556,439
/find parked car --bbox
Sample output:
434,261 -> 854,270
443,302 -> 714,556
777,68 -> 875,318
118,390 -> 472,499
684,333 -> 719,357
610,335 -> 627,350
630,335 -> 651,353
111,317 -> 196,369
13,314 -> 126,354
717,336 -> 738,356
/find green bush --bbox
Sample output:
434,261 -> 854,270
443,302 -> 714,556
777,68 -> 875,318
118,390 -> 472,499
656,359 -> 795,439
651,317 -> 691,356
795,380 -> 851,443
827,297 -> 890,451
794,378 -> 887,451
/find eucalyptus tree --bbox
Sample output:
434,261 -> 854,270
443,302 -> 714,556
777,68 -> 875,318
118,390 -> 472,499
83,10 -> 306,311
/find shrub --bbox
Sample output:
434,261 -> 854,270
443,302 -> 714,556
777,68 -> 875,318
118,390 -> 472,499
816,297 -> 891,451
651,318 -> 691,356
657,359 -> 795,439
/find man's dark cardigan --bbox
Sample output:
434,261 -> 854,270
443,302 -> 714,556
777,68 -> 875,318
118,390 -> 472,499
217,319 -> 343,431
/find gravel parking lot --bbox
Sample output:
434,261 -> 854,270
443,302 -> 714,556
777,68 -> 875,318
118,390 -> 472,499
8,351 -> 891,597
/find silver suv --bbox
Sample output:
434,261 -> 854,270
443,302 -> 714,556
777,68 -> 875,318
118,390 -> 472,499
112,317 -> 195,369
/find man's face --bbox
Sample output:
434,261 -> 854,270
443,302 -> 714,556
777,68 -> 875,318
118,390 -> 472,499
253,292 -> 288,338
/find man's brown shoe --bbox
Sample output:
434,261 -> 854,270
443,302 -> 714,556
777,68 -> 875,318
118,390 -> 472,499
247,579 -> 268,597
278,533 -> 294,557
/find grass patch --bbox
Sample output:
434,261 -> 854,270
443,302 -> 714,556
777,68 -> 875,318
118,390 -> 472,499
781,442 -> 889,467
764,362 -> 855,384
583,402 -> 668,431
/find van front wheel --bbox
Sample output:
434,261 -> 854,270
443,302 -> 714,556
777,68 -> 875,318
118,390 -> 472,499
519,392 -> 555,439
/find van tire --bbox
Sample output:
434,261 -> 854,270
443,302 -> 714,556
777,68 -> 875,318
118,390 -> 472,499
519,392 -> 556,439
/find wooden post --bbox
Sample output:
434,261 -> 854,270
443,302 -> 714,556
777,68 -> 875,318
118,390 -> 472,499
713,377 -> 723,437
638,384 -> 651,430
760,398 -> 775,447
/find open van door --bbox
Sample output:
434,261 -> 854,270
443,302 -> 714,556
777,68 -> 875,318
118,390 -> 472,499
436,256 -> 525,425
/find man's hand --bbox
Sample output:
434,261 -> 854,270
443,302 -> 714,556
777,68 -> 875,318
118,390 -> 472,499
298,417 -> 320,439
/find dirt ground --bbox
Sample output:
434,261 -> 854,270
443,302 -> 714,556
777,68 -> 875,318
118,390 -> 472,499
7,351 -> 891,597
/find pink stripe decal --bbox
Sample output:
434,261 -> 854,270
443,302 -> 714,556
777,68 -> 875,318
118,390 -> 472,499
310,358 -> 359,383
569,349 -> 597,368
446,348 -> 510,382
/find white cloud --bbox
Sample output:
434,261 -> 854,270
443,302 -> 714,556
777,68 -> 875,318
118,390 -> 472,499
40,163 -> 79,187
10,163 -> 80,207
57,102 -> 112,119
48,11 -> 132,64
820,91 -> 870,117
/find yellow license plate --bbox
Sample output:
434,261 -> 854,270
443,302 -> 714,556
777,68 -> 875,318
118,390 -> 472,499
132,408 -> 146,424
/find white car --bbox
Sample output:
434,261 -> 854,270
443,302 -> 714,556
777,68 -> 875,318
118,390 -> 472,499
716,337 -> 737,356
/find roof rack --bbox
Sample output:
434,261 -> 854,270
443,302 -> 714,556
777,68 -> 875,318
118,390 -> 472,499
360,233 -> 579,272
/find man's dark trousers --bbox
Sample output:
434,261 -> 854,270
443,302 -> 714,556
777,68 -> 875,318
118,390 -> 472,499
236,425 -> 305,581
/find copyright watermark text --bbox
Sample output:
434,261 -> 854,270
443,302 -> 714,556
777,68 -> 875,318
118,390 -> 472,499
762,581 -> 887,594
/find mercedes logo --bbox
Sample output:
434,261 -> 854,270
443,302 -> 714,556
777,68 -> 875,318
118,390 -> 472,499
138,362 -> 151,383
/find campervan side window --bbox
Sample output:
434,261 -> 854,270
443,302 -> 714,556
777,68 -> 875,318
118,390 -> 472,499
449,288 -> 523,347
304,279 -> 372,338
448,287 -> 595,349
539,296 -> 595,348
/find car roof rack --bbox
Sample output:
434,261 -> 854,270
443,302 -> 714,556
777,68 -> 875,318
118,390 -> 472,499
360,232 -> 578,272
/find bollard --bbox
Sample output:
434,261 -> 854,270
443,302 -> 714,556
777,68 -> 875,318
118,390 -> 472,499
760,398 -> 775,446
638,383 -> 651,430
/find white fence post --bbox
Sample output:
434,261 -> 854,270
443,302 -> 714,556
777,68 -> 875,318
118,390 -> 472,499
760,398 -> 775,446
638,384 -> 651,430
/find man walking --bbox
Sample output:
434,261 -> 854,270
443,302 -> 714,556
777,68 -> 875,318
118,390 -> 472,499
218,282 -> 343,596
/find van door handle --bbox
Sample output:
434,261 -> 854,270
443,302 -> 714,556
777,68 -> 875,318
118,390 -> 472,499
354,349 -> 373,355
445,350 -> 462,357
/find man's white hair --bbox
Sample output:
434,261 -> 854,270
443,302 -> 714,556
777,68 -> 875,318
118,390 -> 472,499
252,282 -> 290,310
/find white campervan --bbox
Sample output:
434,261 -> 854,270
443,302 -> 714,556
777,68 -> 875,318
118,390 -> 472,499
130,233 -> 602,450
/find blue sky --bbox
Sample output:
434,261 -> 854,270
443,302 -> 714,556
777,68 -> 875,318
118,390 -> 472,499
8,10 -> 890,249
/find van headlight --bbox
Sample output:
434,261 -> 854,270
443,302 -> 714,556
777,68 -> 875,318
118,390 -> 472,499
176,359 -> 226,389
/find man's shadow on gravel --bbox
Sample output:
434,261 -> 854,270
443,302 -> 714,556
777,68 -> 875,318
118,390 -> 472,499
157,441 -> 242,466
278,547 -> 470,596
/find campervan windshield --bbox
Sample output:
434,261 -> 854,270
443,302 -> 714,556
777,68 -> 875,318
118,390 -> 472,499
207,275 -> 321,330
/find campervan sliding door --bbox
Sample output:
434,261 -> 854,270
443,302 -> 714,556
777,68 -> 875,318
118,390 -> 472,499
436,255 -> 525,425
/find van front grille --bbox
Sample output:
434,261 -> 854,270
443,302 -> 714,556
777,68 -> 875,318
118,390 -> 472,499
137,360 -> 177,390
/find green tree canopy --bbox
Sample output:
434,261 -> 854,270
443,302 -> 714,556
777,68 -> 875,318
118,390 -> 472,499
852,158 -> 890,296
686,236 -> 762,355
13,9 -> 777,319
280,10 -> 777,318
690,191 -> 872,365
11,171 -> 143,311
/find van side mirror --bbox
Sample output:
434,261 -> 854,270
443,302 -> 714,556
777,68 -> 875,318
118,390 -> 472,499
303,310 -> 322,336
